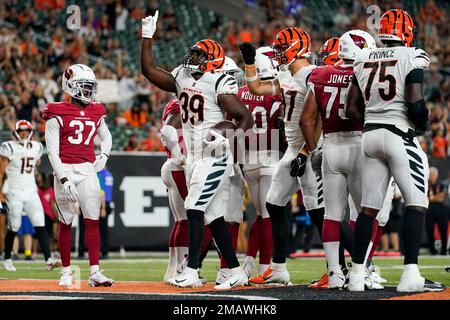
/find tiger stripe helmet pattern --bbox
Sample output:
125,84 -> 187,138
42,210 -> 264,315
378,9 -> 415,47
272,27 -> 311,67
183,39 -> 225,73
318,37 -> 340,66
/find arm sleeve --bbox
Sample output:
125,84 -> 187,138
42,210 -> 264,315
160,125 -> 183,160
411,48 -> 430,70
45,117 -> 65,180
216,75 -> 239,96
97,118 -> 112,156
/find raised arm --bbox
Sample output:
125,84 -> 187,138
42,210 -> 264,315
239,42 -> 281,96
140,11 -> 177,93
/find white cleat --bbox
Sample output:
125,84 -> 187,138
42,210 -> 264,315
215,268 -> 231,285
328,271 -> 346,290
88,270 -> 114,287
365,273 -> 384,290
45,258 -> 61,271
59,270 -> 73,287
214,267 -> 248,290
367,263 -> 387,283
348,267 -> 366,292
249,266 -> 291,285
242,256 -> 256,278
3,259 -> 16,272
167,267 -> 202,288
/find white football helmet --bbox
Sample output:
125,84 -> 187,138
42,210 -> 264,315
61,64 -> 97,104
14,120 -> 33,143
338,30 -> 377,61
220,56 -> 244,87
255,46 -> 280,79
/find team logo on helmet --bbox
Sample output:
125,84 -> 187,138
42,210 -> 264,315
349,34 -> 368,49
64,69 -> 74,80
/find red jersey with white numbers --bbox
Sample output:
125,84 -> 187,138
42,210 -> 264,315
162,99 -> 185,158
309,65 -> 363,134
238,85 -> 282,151
42,101 -> 106,163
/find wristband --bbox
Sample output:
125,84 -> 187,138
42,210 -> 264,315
245,75 -> 258,82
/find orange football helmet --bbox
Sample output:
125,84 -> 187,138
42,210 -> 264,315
183,39 -> 225,73
378,9 -> 415,47
318,37 -> 340,66
272,27 -> 311,68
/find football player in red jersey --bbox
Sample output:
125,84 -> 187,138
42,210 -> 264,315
42,64 -> 114,288
300,30 -> 377,289
239,47 -> 283,279
159,98 -> 189,282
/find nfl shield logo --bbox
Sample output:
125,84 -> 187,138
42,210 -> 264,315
80,111 -> 85,116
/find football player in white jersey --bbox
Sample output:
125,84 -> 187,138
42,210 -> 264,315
239,27 -> 324,285
346,9 -> 444,292
0,120 -> 60,271
141,12 -> 253,290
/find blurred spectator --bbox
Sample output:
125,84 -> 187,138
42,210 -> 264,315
120,104 -> 148,128
333,6 -> 351,31
427,167 -> 448,255
139,127 -> 164,152
433,129 -> 447,158
14,216 -> 35,260
123,134 -> 140,151
289,191 -> 314,254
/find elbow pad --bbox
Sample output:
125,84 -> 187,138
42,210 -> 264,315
406,99 -> 428,135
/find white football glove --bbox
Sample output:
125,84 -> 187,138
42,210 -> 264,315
94,153 -> 109,172
62,179 -> 78,202
141,10 -> 159,39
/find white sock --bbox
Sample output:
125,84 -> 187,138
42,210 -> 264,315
62,266 -> 71,273
323,241 -> 340,273
271,262 -> 287,272
175,246 -> 188,265
230,266 -> 241,275
168,247 -> 177,267
185,267 -> 198,276
258,264 -> 269,274
90,265 -> 100,274
403,264 -> 420,274
351,263 -> 365,273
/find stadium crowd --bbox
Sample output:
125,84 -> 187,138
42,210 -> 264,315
0,0 -> 448,155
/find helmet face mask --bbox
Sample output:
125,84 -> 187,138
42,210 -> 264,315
183,40 -> 225,73
14,120 -> 33,143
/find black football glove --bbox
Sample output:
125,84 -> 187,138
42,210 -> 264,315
239,42 -> 256,65
290,153 -> 307,177
310,148 -> 323,178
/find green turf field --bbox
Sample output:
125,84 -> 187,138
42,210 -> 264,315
0,255 -> 448,287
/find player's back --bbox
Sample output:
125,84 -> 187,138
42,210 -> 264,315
353,46 -> 429,128
0,140 -> 42,190
238,85 -> 282,152
171,66 -> 238,158
310,65 -> 363,134
42,101 -> 106,164
280,65 -> 316,147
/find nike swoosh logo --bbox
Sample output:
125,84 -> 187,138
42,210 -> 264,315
229,279 -> 239,287
263,275 -> 273,281
175,278 -> 186,283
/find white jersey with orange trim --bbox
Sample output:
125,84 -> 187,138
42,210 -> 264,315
171,66 -> 238,159
279,64 -> 316,147
353,46 -> 430,128
0,140 -> 43,191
